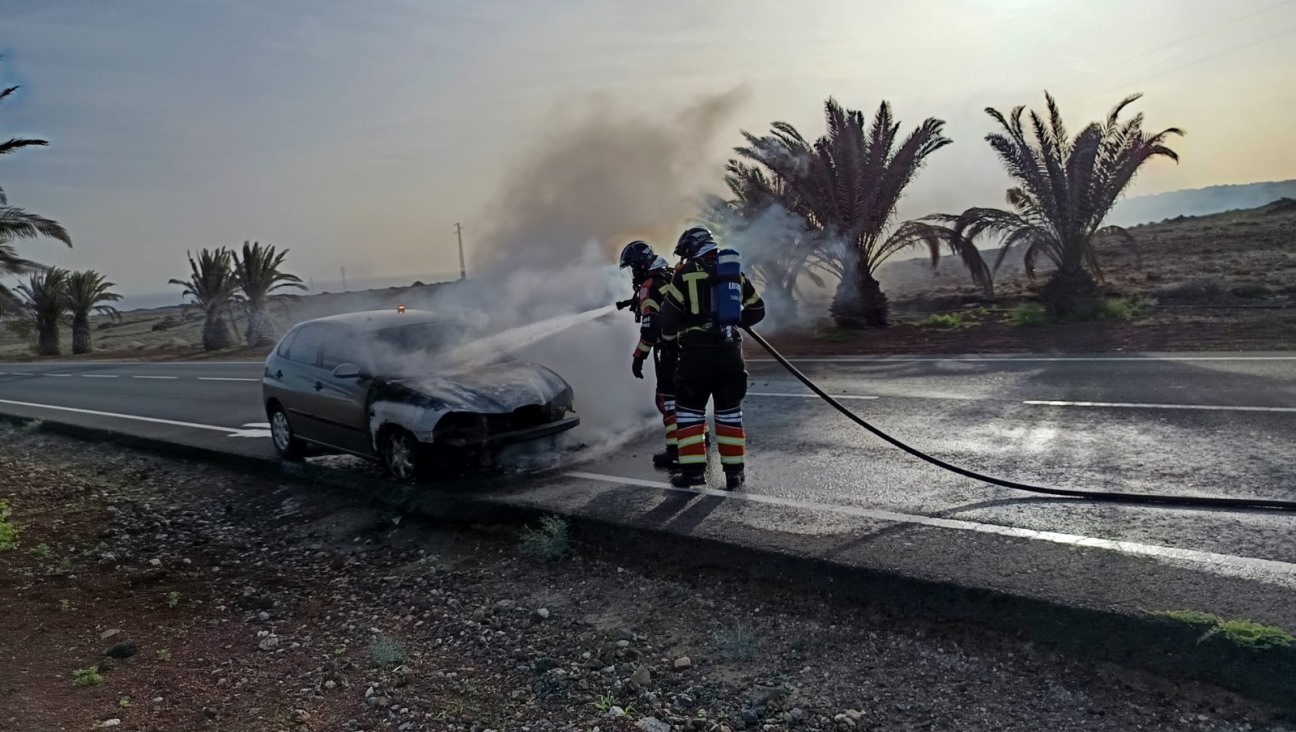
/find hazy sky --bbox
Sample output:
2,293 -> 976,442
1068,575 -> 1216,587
2,0 -> 1294,298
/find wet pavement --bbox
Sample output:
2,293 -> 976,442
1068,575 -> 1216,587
2,351 -> 1295,628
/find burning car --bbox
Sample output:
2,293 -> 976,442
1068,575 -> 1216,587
262,308 -> 579,479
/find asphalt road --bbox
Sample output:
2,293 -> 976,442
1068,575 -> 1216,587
3,350 -> 1296,619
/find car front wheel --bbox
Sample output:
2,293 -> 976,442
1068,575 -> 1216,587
381,429 -> 421,481
268,404 -> 306,461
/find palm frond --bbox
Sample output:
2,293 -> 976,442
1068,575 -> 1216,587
0,206 -> 72,246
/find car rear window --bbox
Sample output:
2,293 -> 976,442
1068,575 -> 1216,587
373,323 -> 465,353
286,325 -> 325,365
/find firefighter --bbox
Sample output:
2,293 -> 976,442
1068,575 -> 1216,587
619,240 -> 681,468
659,226 -> 765,490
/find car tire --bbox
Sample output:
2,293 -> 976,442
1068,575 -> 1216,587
268,403 -> 306,461
381,428 -> 422,481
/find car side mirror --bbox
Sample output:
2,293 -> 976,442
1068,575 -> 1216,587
332,362 -> 366,380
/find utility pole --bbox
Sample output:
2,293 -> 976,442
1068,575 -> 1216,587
341,266 -> 348,292
455,222 -> 466,281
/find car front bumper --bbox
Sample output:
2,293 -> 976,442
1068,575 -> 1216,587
434,415 -> 580,449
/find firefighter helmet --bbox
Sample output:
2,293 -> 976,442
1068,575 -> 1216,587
674,226 -> 716,260
619,240 -> 656,272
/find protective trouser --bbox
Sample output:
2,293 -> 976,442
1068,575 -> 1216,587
653,344 -> 678,450
673,345 -> 748,474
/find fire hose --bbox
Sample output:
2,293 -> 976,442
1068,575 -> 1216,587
743,327 -> 1296,512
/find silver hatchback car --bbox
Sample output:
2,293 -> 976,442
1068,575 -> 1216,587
262,307 -> 579,479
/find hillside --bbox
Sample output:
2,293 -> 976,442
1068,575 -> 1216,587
2,199 -> 1294,359
1108,179 -> 1296,226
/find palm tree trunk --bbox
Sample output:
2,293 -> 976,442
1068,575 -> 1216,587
37,319 -> 61,357
830,254 -> 889,329
1040,264 -> 1099,319
202,313 -> 233,351
244,304 -> 276,346
72,314 -> 91,355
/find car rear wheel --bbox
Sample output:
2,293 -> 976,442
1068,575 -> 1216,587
268,404 -> 305,461
381,429 -> 421,481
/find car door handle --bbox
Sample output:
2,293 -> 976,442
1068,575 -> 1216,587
275,370 -> 283,380
313,381 -> 324,391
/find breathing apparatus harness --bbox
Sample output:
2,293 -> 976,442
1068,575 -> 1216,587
741,327 -> 1296,513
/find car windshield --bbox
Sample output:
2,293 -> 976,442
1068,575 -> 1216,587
367,322 -> 470,373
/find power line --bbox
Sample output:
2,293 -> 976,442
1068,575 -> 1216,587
1049,0 -> 1296,90
1072,22 -> 1296,103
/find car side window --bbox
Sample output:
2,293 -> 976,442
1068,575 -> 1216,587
320,327 -> 355,371
286,325 -> 325,366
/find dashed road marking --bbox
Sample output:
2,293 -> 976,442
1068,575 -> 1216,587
197,377 -> 259,382
82,374 -> 119,378
0,398 -> 239,433
131,375 -> 179,380
563,471 -> 1296,589
750,355 -> 1296,363
1026,400 -> 1296,413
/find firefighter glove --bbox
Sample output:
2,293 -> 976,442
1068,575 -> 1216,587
631,356 -> 645,379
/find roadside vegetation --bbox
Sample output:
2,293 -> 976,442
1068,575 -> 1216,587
1155,610 -> 1296,651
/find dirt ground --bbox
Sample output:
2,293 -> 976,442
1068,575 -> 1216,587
1,428 -> 1292,732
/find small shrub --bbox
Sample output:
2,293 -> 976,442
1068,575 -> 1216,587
0,500 -> 19,551
520,515 -> 570,562
151,316 -> 180,332
1008,303 -> 1048,326
165,591 -> 181,608
58,599 -> 75,612
714,624 -> 757,661
156,649 -> 172,661
20,419 -> 42,434
1154,610 -> 1295,651
369,635 -> 405,667
29,542 -> 52,559
72,666 -> 103,687
919,313 -> 964,329
118,697 -> 131,708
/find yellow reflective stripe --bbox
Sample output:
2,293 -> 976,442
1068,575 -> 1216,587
679,454 -> 708,465
662,283 -> 684,304
641,298 -> 660,313
682,271 -> 708,315
636,341 -> 652,354
720,456 -> 745,465
661,333 -> 677,342
743,293 -> 762,306
715,436 -> 745,446
677,434 -> 706,448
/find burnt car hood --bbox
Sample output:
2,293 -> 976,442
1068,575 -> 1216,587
376,360 -> 571,413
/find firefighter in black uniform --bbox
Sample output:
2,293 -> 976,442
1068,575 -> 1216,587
659,226 -> 765,489
619,240 -> 680,468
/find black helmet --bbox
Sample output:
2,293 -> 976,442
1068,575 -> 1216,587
674,226 -> 716,260
619,240 -> 656,274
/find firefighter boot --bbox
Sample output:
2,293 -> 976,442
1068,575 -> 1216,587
652,445 -> 679,469
724,469 -> 745,491
670,470 -> 706,488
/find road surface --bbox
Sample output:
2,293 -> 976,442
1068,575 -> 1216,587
3,351 -> 1296,626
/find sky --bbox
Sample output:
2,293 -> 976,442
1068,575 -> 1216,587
2,0 -> 1294,303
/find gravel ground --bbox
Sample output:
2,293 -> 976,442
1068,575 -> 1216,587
1,427 -> 1293,732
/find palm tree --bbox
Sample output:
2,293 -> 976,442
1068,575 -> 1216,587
732,98 -> 990,328
0,240 -> 44,315
14,267 -> 69,356
1,81 -> 71,252
231,240 -> 304,346
169,248 -> 238,351
948,93 -> 1182,318
66,270 -> 122,355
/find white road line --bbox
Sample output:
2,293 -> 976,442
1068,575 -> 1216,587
749,392 -> 878,400
12,372 -> 36,376
0,398 -> 239,433
1025,400 -> 1296,414
82,374 -> 119,379
198,377 -> 259,382
47,373 -> 72,377
131,375 -> 178,380
750,355 -> 1296,363
563,471 -> 1296,588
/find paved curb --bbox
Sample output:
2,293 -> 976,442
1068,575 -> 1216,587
4,412 -> 1295,710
